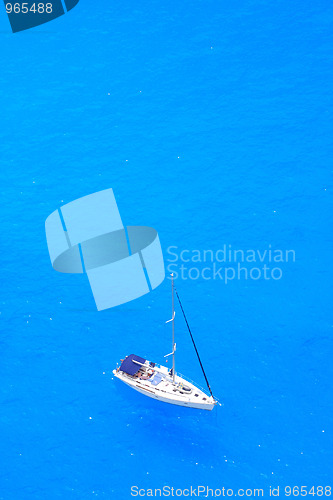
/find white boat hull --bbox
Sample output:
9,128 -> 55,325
113,361 -> 216,411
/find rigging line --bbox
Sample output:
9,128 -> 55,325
174,289 -> 215,399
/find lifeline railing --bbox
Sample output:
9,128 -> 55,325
176,372 -> 222,406
175,371 -> 214,399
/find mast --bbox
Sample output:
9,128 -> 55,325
171,273 -> 176,382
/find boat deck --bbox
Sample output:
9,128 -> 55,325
113,359 -> 216,409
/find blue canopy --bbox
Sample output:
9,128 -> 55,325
120,354 -> 146,375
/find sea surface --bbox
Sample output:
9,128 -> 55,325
0,1 -> 332,498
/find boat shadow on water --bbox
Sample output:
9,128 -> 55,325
112,379 -> 226,464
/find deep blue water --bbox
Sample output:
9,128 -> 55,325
0,1 -> 332,498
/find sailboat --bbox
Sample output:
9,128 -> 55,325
113,274 -> 220,410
